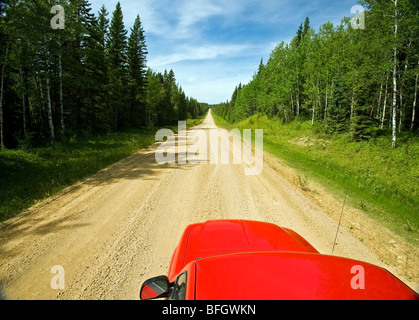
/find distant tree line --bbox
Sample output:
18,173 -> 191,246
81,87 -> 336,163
213,0 -> 419,147
0,0 -> 207,148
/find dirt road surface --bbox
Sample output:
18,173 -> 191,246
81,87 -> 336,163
1,110 -> 418,299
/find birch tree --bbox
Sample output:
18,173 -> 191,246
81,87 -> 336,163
412,61 -> 418,130
0,0 -> 8,149
391,0 -> 399,148
0,44 -> 7,150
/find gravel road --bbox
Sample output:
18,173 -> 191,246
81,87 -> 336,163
1,110 -> 417,299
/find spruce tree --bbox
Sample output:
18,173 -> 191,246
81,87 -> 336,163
127,14 -> 148,127
162,69 -> 176,125
107,2 -> 128,130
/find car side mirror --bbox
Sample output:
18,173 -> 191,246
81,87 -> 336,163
140,276 -> 171,300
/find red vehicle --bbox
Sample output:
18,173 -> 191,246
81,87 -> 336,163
140,220 -> 419,300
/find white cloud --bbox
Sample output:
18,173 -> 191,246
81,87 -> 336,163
148,43 -> 258,67
176,1 -> 223,37
117,0 -> 224,40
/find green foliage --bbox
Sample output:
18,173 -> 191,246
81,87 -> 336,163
349,111 -> 379,141
0,1 -> 207,149
213,2 -> 419,146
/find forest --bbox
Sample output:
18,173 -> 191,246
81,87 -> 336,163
213,0 -> 419,148
0,0 -> 207,149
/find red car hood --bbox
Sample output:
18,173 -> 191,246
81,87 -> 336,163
192,251 -> 419,300
168,220 -> 318,281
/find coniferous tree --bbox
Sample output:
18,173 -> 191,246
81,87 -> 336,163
177,87 -> 188,120
146,69 -> 165,127
0,0 -> 204,148
127,14 -> 148,127
162,69 -> 176,125
107,2 -> 128,130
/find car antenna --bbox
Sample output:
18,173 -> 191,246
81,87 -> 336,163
332,189 -> 349,255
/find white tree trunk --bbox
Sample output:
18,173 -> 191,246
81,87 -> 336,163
399,80 -> 403,133
350,88 -> 355,121
0,45 -> 8,150
44,34 -> 55,141
59,51 -> 65,135
296,92 -> 300,116
391,0 -> 398,148
381,76 -> 389,129
46,76 -> 55,140
412,62 -> 418,131
377,75 -> 384,119
20,68 -> 27,135
324,81 -> 329,121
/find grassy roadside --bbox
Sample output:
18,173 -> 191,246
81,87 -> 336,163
212,112 -> 419,246
0,116 -> 207,224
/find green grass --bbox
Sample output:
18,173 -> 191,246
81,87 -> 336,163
186,114 -> 208,128
0,113 -> 207,224
212,113 -> 419,246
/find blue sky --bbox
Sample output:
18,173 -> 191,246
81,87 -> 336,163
89,0 -> 360,104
